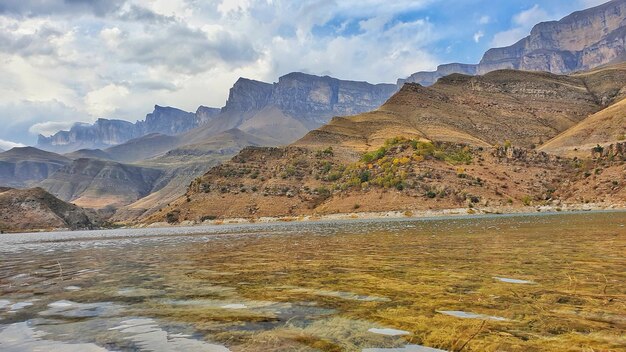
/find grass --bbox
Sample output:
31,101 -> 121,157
1,212 -> 624,351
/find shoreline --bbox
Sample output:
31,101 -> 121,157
140,202 -> 626,229
3,203 -> 625,234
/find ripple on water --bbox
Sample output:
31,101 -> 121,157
493,277 -> 535,284
436,310 -> 508,321
40,300 -> 121,318
363,345 -> 448,351
109,318 -> 230,352
367,328 -> 410,336
0,322 -> 109,352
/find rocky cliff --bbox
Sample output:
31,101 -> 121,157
37,105 -> 206,153
402,0 -> 626,86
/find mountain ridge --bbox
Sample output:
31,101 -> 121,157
401,0 -> 626,86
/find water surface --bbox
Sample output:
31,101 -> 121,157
1,212 -> 625,351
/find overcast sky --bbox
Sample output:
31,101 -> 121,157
0,0 -> 609,148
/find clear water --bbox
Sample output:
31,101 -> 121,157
1,212 -> 625,351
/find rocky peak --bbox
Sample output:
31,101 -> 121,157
196,106 -> 221,124
402,0 -> 626,85
137,105 -> 197,135
222,78 -> 273,113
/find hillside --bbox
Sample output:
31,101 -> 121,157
298,64 -> 626,151
113,129 -> 278,220
402,0 -> 626,85
0,147 -> 72,187
540,97 -> 626,157
143,64 -> 626,225
38,158 -> 164,209
0,187 -> 98,232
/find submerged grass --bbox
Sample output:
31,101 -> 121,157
1,212 -> 624,351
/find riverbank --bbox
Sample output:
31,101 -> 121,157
139,202 -> 626,229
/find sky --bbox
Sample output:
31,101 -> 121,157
0,0 -> 609,148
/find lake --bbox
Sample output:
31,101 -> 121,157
1,212 -> 625,351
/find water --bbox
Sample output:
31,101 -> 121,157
1,212 -> 625,351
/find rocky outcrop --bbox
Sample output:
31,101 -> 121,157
135,105 -> 197,136
269,72 -> 398,124
0,187 -> 98,232
0,147 -> 72,187
222,78 -> 274,113
401,0 -> 626,86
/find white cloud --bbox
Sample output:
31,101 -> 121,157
28,121 -> 77,136
473,30 -> 484,43
85,84 -> 130,117
0,0 -> 440,143
491,5 -> 551,47
0,139 -> 26,150
478,15 -> 490,25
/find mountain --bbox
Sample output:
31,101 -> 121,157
37,105 -> 203,153
36,73 -> 396,155
38,158 -> 164,209
0,187 -> 98,232
64,149 -> 113,160
402,0 -> 626,86
300,64 -> 626,151
143,64 -> 626,225
113,129 -> 278,220
0,147 -> 72,187
179,73 -> 398,147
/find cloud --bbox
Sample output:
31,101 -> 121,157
491,5 -> 551,47
473,31 -> 484,43
478,15 -> 490,25
0,0 -> 125,17
28,121 -> 77,136
0,139 -> 26,150
85,84 -> 130,117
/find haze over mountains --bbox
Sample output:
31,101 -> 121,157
400,0 -> 626,86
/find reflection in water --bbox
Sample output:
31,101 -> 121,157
0,322 -> 109,352
0,212 -> 625,351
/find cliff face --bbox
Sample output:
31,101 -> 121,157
402,0 -> 626,86
37,105 -> 205,153
269,73 -> 397,124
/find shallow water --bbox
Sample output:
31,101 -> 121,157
1,211 -> 625,351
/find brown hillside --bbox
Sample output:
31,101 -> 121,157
540,97 -> 626,157
0,187 -> 98,232
297,65 -> 626,151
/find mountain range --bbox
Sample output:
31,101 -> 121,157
400,0 -> 626,86
37,73 -> 397,155
149,63 -> 626,224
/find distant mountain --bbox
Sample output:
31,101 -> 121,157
180,72 -> 398,147
113,128 -> 279,220
401,0 -> 626,86
0,187 -> 98,232
0,147 -> 72,187
38,158 -> 164,209
64,148 -> 113,160
37,105 -> 203,153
